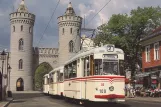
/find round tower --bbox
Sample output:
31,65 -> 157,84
10,0 -> 35,91
58,2 -> 82,66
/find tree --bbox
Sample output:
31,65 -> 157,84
34,62 -> 53,90
94,6 -> 161,77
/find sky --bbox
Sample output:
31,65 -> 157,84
0,0 -> 161,51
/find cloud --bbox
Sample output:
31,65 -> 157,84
1,0 -> 161,51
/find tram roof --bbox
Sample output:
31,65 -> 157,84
49,66 -> 64,74
65,44 -> 124,65
43,74 -> 49,78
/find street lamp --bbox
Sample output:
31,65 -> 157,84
0,50 -> 7,100
7,64 -> 12,97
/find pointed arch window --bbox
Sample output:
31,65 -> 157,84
69,40 -> 74,52
19,38 -> 24,50
19,59 -> 23,70
13,26 -> 15,32
62,28 -> 64,34
21,25 -> 23,31
77,29 -> 79,35
70,28 -> 72,34
29,27 -> 32,33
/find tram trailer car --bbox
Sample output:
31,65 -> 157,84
63,44 -> 125,103
43,74 -> 49,95
48,66 -> 64,97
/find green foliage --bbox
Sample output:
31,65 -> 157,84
94,6 -> 161,76
34,62 -> 53,90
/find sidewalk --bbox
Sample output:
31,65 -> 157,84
126,96 -> 161,103
0,98 -> 13,107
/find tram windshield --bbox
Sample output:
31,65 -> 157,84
94,59 -> 119,75
102,61 -> 118,75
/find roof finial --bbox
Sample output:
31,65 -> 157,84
17,0 -> 28,12
20,0 -> 25,5
68,2 -> 72,8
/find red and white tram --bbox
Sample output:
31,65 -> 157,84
63,44 -> 125,103
43,74 -> 49,95
48,66 -> 64,97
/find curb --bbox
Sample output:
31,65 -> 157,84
2,98 -> 13,107
126,98 -> 161,103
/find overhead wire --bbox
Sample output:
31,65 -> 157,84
36,0 -> 60,47
58,0 -> 113,54
75,0 -> 112,52
86,0 -> 112,27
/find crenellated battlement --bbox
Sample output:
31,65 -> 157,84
58,15 -> 82,27
10,12 -> 35,25
33,47 -> 59,55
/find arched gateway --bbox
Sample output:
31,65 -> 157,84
16,78 -> 24,91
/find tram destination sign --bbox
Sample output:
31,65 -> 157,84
103,54 -> 118,59
106,45 -> 114,52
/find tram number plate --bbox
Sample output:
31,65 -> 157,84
100,89 -> 106,93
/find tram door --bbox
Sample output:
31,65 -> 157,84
16,78 -> 24,91
0,72 -> 2,100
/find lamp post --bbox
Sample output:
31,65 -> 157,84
7,64 -> 12,97
0,50 -> 6,100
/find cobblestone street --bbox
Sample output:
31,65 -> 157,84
7,93 -> 161,107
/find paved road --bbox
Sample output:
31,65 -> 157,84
8,94 -> 161,107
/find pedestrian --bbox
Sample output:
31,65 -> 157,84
129,85 -> 134,98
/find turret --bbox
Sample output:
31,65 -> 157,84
10,0 -> 35,91
58,2 -> 82,66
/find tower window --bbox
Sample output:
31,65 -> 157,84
19,59 -> 23,70
21,25 -> 23,31
77,29 -> 79,35
69,40 -> 74,52
19,38 -> 24,50
29,27 -> 32,33
62,28 -> 64,34
70,28 -> 72,34
13,26 -> 15,32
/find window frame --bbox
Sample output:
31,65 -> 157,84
62,28 -> 64,35
70,28 -> 72,34
77,29 -> 79,35
19,38 -> 24,51
29,27 -> 32,33
69,40 -> 74,52
19,59 -> 23,70
145,45 -> 150,62
13,26 -> 15,32
154,42 -> 160,60
21,25 -> 23,31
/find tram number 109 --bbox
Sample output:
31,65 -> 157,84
100,89 -> 106,93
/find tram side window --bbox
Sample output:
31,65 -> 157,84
58,71 -> 64,82
94,59 -> 102,75
60,73 -> 64,81
72,61 -> 77,78
47,78 -> 49,84
56,71 -> 59,82
84,57 -> 90,76
68,64 -> 72,78
69,61 -> 77,78
64,66 -> 68,79
50,74 -> 53,83
119,60 -> 124,76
